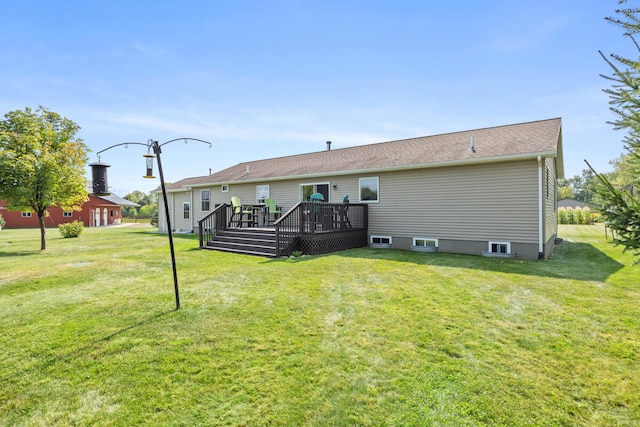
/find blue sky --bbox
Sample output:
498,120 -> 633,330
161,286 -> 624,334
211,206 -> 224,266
0,0 -> 633,196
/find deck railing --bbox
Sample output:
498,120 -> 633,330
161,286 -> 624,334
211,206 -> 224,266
197,203 -> 227,247
274,201 -> 368,257
199,201 -> 368,256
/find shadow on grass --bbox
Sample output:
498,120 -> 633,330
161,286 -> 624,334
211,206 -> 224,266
0,250 -> 41,257
269,240 -> 625,283
100,309 -> 175,341
1,309 -> 175,383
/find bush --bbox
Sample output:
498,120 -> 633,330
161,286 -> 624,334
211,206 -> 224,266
0,214 -> 5,228
558,207 -> 596,225
58,221 -> 84,238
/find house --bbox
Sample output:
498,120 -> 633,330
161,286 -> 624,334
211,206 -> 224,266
0,188 -> 139,229
558,198 -> 586,209
158,118 -> 564,259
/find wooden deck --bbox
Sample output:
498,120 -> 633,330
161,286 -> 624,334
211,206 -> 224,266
198,202 -> 368,257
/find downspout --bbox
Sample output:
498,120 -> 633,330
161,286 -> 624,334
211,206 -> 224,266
171,193 -> 175,232
537,155 -> 544,259
188,187 -> 194,232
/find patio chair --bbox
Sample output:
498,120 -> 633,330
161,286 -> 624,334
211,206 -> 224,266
228,196 -> 254,228
309,192 -> 324,202
263,198 -> 281,225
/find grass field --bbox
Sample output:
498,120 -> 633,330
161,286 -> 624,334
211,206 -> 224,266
0,224 -> 638,426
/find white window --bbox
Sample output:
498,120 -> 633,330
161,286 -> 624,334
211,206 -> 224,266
370,235 -> 392,247
63,212 -> 73,217
201,190 -> 210,211
412,237 -> 438,251
221,184 -> 229,193
488,241 -> 511,254
256,185 -> 270,204
183,202 -> 190,220
359,177 -> 379,202
21,212 -> 32,217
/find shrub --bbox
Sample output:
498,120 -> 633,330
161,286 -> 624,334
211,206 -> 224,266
558,207 -> 596,225
58,221 -> 84,238
0,214 -> 5,228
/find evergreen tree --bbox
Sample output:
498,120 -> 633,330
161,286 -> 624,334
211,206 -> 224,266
593,1 -> 640,260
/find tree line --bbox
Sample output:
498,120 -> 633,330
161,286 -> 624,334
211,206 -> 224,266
121,190 -> 158,218
559,152 -> 638,206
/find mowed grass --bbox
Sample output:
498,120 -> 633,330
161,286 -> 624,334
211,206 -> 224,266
0,224 -> 638,426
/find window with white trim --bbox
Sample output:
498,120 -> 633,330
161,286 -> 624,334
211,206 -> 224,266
300,183 -> 329,201
256,185 -> 270,204
21,212 -> 32,217
359,177 -> 379,202
183,202 -> 190,220
488,241 -> 511,254
413,237 -> 438,248
221,184 -> 229,192
370,235 -> 392,247
201,190 -> 210,211
63,212 -> 73,217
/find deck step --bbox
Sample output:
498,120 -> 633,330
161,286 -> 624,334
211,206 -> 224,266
204,228 -> 279,257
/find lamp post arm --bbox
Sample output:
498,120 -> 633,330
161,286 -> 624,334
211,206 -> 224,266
96,142 -> 148,158
158,138 -> 213,149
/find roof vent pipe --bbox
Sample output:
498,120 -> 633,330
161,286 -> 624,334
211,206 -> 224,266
470,136 -> 476,153
327,141 -> 332,151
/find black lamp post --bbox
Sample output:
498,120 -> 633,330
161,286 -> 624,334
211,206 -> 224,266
93,138 -> 212,310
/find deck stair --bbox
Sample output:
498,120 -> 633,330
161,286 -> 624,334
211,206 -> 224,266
204,228 -> 278,257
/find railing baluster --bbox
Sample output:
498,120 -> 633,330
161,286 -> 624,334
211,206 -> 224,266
198,203 -> 227,248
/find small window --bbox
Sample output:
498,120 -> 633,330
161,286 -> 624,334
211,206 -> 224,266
63,212 -> 73,217
21,212 -> 32,218
489,241 -> 510,254
370,235 -> 392,248
256,185 -> 270,204
183,202 -> 190,220
359,177 -> 379,202
221,184 -> 229,193
413,238 -> 438,251
201,190 -> 211,211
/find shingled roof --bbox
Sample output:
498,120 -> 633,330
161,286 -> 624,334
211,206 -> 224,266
166,117 -> 563,190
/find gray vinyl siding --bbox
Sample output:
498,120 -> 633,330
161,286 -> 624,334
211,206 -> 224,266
543,157 -> 558,243
172,192 -> 193,232
368,160 -> 540,244
166,159 -> 548,257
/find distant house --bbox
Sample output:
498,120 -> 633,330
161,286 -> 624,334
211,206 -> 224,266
158,118 -> 564,259
558,198 -> 586,209
0,188 -> 139,229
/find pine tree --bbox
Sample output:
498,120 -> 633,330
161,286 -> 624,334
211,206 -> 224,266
592,1 -> 640,260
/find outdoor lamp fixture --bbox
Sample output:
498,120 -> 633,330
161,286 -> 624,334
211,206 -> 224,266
94,137 -> 212,310
143,153 -> 156,179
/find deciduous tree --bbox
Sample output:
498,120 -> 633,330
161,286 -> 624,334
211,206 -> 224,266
0,106 -> 89,250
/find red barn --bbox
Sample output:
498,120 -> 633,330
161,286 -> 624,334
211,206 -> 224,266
0,192 -> 139,229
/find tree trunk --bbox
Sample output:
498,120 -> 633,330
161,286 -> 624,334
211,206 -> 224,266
38,214 -> 47,250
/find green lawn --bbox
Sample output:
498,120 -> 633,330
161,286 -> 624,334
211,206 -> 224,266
0,224 -> 638,426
